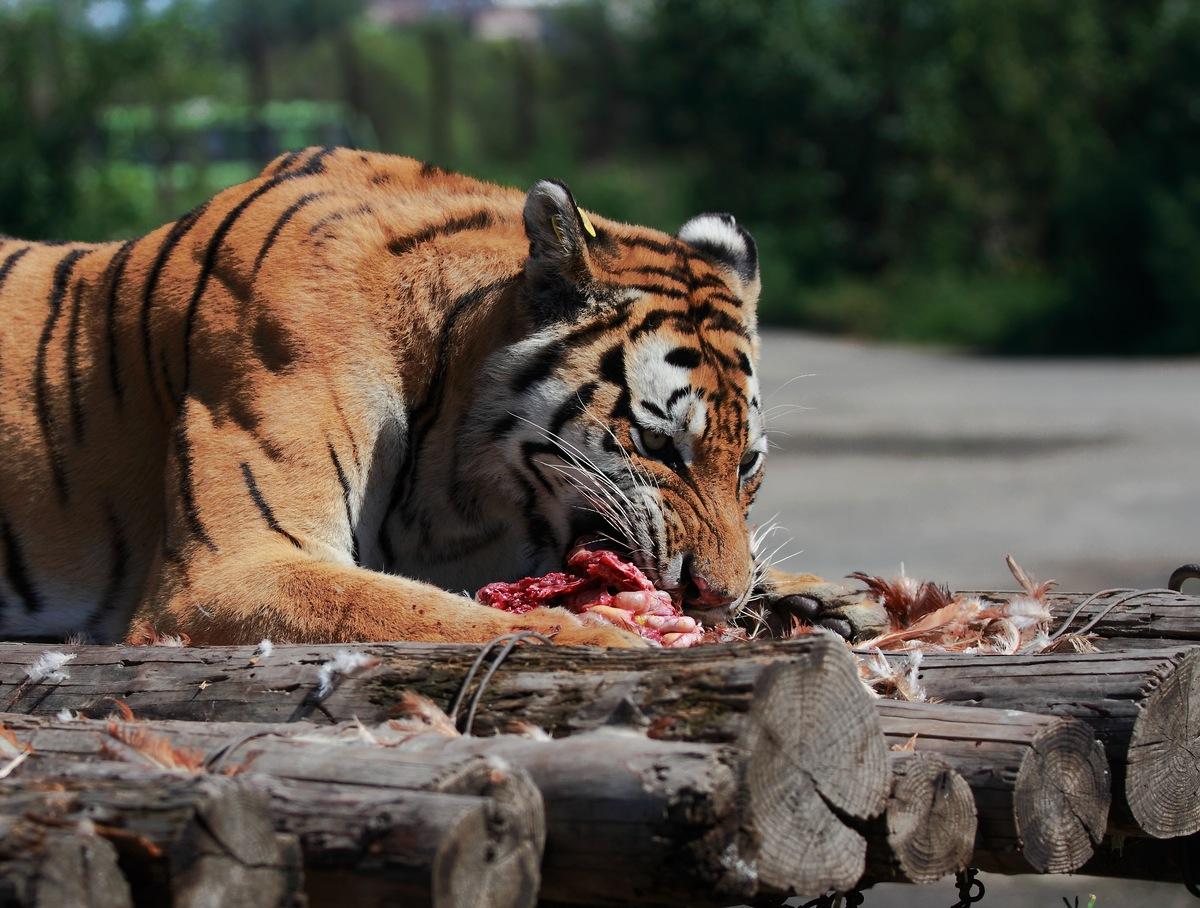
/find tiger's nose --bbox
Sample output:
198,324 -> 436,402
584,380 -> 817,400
681,555 -> 736,610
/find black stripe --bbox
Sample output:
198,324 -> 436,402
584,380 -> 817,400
388,210 -> 493,256
376,276 -> 518,565
103,240 -> 137,403
326,383 -> 362,470
1,519 -> 42,613
520,440 -> 560,495
665,387 -> 691,409
618,234 -> 697,258
240,461 -> 302,548
178,152 -> 338,403
65,276 -> 87,441
704,290 -> 743,308
272,151 -> 301,174
306,203 -> 374,241
87,507 -> 129,631
737,351 -> 753,376
629,309 -> 677,340
0,246 -> 31,293
615,264 -> 689,284
548,382 -> 598,436
301,147 -> 337,173
598,344 -> 625,387
664,347 -> 702,369
488,413 -> 518,439
640,400 -> 666,419
420,162 -> 444,177
253,191 -> 325,276
35,248 -> 88,501
174,405 -> 217,552
141,205 -> 208,414
328,443 -> 360,564
511,340 -> 565,393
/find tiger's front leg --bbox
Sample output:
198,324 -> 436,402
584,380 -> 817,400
129,398 -> 645,648
754,568 -> 887,641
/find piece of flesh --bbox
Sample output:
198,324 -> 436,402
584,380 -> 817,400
476,546 -> 706,647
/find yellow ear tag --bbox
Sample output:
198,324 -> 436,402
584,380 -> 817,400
577,207 -> 597,238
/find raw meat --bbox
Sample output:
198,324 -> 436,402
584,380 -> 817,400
476,547 -> 706,647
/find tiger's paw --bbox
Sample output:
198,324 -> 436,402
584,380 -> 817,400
754,571 -> 888,642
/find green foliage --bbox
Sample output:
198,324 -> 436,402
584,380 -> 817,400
0,0 -> 1196,353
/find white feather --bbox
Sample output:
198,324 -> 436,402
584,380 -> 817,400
26,651 -> 74,684
316,650 -> 379,699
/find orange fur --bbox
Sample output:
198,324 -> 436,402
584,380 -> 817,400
0,147 -> 834,645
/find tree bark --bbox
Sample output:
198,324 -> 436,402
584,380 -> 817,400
868,646 -> 1200,839
0,637 -> 890,877
876,700 -> 1110,874
0,770 -> 301,908
863,751 -> 976,885
1,710 -> 882,904
2,715 -> 542,908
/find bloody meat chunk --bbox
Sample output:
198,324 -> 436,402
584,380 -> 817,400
476,547 -> 707,647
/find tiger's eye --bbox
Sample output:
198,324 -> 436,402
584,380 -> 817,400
641,428 -> 671,452
739,450 -> 761,475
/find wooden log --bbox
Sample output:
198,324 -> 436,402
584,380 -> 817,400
962,588 -> 1200,649
868,647 -> 1200,840
386,728 -> 841,903
0,770 -> 301,908
2,711 -> 873,904
0,818 -> 131,908
0,638 -> 890,891
243,779 -> 536,908
1,715 -> 543,908
863,752 -> 975,885
875,700 -> 1110,874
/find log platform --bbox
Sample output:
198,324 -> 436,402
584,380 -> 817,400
0,585 -> 1194,904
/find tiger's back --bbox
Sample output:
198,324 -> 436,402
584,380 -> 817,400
0,149 -> 533,639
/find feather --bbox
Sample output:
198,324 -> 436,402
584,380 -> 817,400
254,639 -> 274,659
0,724 -> 26,758
102,723 -> 206,773
850,570 -> 952,629
315,650 -> 381,699
1005,554 -> 1057,600
388,691 -> 459,737
503,720 -> 552,740
26,651 -> 74,684
856,648 -> 926,701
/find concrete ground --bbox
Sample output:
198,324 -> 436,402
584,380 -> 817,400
756,331 -> 1200,593
753,330 -> 1200,908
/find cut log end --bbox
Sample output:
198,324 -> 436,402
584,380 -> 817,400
432,797 -> 540,908
1014,718 -> 1110,873
0,832 -> 132,908
885,753 -> 976,884
1128,647 -> 1200,838
740,639 -> 889,896
437,756 -> 544,908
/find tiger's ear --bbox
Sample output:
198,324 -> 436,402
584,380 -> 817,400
523,179 -> 604,320
678,213 -> 761,304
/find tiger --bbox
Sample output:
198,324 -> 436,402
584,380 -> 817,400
0,147 -> 867,647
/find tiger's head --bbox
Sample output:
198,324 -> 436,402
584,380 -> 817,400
471,180 -> 766,625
